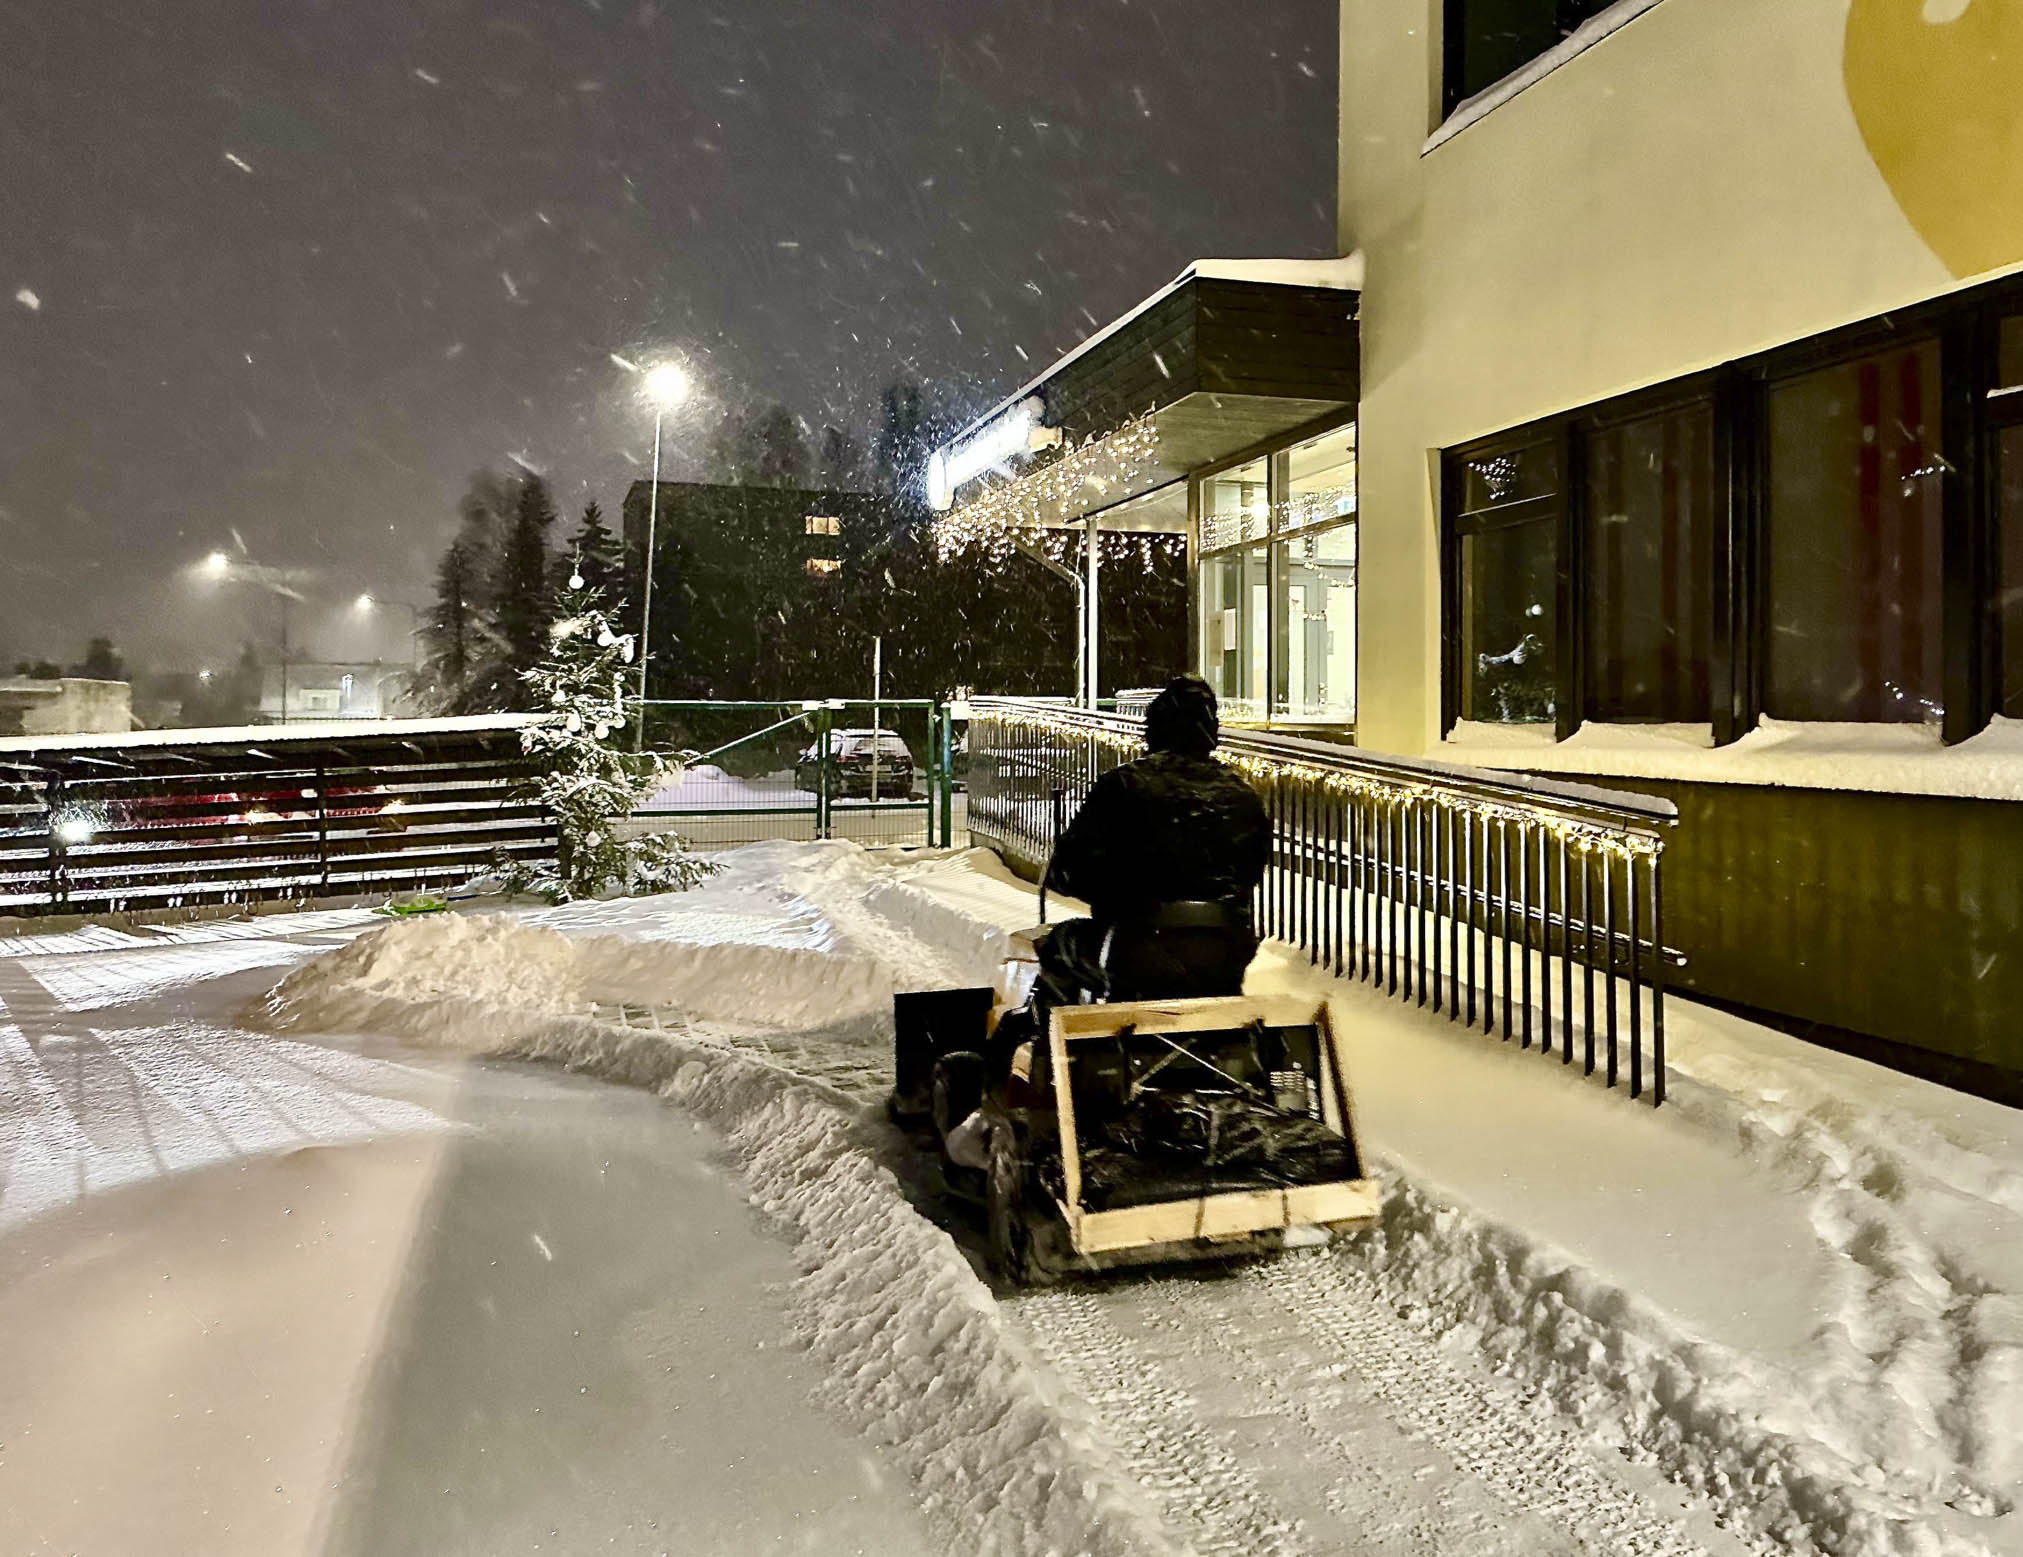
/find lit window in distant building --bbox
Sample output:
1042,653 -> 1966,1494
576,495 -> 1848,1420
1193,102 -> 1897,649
804,557 -> 841,577
804,515 -> 842,536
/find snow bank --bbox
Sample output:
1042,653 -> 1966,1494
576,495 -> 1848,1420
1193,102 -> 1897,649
253,909 -> 1182,1557
259,841 -> 2023,1557
260,912 -> 587,1040
1254,946 -> 2023,1557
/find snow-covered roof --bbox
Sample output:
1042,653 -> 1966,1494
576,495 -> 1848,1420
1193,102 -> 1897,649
946,253 -> 1364,451
0,712 -> 544,757
1443,715 -> 2023,804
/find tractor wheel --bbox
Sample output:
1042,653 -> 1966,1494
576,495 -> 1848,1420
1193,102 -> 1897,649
986,1125 -> 1065,1287
929,1052 -> 986,1145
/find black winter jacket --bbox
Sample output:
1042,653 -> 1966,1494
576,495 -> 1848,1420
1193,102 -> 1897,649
1045,752 -> 1271,923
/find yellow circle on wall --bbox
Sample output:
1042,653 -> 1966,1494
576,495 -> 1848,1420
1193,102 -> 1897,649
1845,0 -> 2023,279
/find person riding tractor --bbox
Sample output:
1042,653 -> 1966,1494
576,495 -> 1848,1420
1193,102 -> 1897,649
1034,674 -> 1270,1010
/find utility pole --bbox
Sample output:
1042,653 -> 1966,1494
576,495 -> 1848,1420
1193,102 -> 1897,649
279,593 -> 291,722
871,634 -> 882,799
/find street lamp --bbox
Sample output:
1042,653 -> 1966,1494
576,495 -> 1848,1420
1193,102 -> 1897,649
633,360 -> 690,749
191,549 -> 308,719
354,592 -> 424,674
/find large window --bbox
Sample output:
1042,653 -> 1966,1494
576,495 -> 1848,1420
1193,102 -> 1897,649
1443,0 -> 1626,117
2001,427 -> 2023,720
1584,402 -> 1714,722
1454,442 -> 1558,724
1766,343 -> 1944,723
1196,426 -> 1357,726
1997,319 -> 2023,720
1442,278 -> 2023,745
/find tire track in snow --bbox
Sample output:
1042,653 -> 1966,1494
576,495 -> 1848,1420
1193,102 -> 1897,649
1255,1251 -> 1713,1557
1011,1285 -> 1307,1557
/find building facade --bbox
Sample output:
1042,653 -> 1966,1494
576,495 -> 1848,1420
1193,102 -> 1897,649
930,0 -> 2023,1095
0,677 -> 132,736
259,662 -> 405,723
1334,0 -> 2023,1093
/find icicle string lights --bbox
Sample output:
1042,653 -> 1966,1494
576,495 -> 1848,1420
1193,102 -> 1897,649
977,703 -> 1664,860
932,414 -> 1162,558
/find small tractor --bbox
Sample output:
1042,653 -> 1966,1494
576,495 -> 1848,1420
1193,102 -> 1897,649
891,930 -> 1379,1284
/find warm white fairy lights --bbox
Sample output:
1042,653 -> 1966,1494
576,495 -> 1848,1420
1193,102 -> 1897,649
976,702 -> 1664,860
931,414 -> 1163,558
1276,483 -> 1357,532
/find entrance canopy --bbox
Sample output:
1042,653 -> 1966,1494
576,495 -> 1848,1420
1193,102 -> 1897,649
930,257 -> 1360,548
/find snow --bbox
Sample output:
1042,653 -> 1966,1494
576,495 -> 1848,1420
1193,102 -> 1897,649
12,839 -> 2023,1556
1443,714 -> 2023,802
1425,0 -> 1671,152
249,840 -> 2023,1557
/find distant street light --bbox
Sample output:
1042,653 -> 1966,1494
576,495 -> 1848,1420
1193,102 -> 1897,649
353,592 -> 424,670
190,548 -> 310,718
632,359 -> 691,750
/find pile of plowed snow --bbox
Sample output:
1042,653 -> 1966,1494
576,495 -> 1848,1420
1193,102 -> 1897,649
252,894 -> 1180,1557
259,911 -> 587,1041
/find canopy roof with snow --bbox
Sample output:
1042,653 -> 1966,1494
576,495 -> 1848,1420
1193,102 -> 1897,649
930,256 -> 1361,543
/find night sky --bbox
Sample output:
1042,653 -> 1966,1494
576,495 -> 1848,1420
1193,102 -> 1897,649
0,0 -> 1336,674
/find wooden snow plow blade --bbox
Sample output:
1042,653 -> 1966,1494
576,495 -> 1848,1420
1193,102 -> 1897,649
1038,995 -> 1379,1269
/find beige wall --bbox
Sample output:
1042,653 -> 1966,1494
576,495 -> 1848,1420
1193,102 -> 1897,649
0,677 -> 133,736
1338,0 -> 2023,755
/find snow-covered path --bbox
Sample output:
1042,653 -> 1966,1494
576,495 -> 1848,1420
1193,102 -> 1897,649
7,840 -> 2022,1557
0,917 -> 943,1557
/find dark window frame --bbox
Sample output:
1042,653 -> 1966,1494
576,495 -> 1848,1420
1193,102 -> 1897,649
1440,0 -> 1651,123
1440,270 -> 2023,745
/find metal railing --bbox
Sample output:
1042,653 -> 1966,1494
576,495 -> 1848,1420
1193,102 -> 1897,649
964,697 -> 1679,1104
0,717 -> 553,915
629,699 -> 960,850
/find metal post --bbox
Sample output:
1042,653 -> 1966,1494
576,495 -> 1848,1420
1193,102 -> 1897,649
816,706 -> 832,840
870,636 -> 882,802
314,763 -> 331,894
279,594 -> 291,722
1084,513 -> 1100,708
939,704 -> 955,847
1650,855 -> 1667,1107
44,774 -> 67,909
633,408 -> 663,751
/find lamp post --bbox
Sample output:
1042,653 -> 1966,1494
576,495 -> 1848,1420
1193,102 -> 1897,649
633,361 -> 689,750
354,593 -> 422,661
199,549 -> 306,720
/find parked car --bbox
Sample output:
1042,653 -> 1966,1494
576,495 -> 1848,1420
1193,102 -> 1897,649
107,782 -> 407,840
793,728 -> 915,799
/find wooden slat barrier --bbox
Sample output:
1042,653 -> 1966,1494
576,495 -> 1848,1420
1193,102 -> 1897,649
0,718 -> 555,914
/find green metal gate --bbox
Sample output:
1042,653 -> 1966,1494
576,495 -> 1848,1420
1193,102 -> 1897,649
628,699 -> 960,850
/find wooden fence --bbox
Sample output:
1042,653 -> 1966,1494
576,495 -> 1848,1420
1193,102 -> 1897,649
0,717 -> 554,915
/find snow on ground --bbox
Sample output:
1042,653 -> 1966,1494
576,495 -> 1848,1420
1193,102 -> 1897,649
9,840 -> 2021,1557
248,839 -> 2023,1557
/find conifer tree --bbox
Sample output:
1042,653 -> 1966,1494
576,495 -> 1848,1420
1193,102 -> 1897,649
513,567 -> 714,902
493,474 -> 558,699
559,501 -> 625,600
419,539 -> 477,712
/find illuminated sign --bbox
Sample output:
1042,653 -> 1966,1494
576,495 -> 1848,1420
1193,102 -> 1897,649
926,396 -> 1060,511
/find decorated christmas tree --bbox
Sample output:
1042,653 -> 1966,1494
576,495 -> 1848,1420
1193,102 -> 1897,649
512,565 -> 715,902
